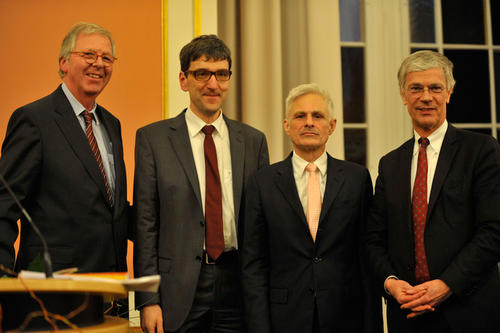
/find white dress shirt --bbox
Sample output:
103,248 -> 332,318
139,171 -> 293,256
185,108 -> 237,250
292,151 -> 328,215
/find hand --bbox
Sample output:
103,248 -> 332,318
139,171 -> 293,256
141,304 -> 164,333
400,279 -> 452,319
385,278 -> 428,305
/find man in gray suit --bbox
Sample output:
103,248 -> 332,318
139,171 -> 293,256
134,35 -> 269,333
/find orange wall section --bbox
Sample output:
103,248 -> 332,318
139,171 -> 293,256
0,1 -> 163,276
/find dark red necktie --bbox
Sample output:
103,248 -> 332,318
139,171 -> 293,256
82,111 -> 113,206
202,125 -> 224,260
413,137 -> 430,283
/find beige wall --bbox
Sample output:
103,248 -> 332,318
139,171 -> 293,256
0,0 -> 163,275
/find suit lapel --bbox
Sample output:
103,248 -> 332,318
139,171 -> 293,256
275,155 -> 307,223
319,155 -> 345,224
428,125 -> 458,218
225,116 -> 245,225
168,111 -> 203,208
399,139 -> 414,231
51,87 -> 112,209
98,106 -> 124,214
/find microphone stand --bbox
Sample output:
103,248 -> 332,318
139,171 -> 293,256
0,172 -> 53,278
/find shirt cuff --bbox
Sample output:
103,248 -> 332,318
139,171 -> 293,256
384,275 -> 399,295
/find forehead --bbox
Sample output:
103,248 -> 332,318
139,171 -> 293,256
75,33 -> 112,53
290,93 -> 328,112
405,67 -> 446,86
189,56 -> 229,70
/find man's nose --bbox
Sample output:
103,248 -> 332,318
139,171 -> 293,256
206,74 -> 219,88
420,88 -> 433,101
306,114 -> 314,126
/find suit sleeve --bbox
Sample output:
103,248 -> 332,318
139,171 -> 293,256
133,128 -> 161,306
241,173 -> 272,333
439,136 -> 500,295
257,133 -> 270,169
0,108 -> 42,272
365,158 -> 397,292
358,169 -> 383,333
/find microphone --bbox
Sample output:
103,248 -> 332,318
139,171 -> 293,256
0,172 -> 53,278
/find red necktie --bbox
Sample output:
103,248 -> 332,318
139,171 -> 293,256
413,137 -> 430,283
202,125 -> 224,260
82,111 -> 113,206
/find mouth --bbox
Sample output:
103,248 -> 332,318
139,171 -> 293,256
417,107 -> 436,112
301,131 -> 319,136
86,73 -> 103,79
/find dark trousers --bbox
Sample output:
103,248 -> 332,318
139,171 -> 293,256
170,251 -> 243,333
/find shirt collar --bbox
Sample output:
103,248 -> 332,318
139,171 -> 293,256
292,150 -> 328,176
61,83 -> 99,124
185,107 -> 226,138
413,120 -> 448,155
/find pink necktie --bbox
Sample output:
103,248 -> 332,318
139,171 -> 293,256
306,163 -> 321,242
202,125 -> 224,260
413,137 -> 430,283
82,111 -> 113,206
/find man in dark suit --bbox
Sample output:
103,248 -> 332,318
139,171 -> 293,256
366,50 -> 500,332
134,35 -> 269,333
241,83 -> 380,333
0,22 -> 129,274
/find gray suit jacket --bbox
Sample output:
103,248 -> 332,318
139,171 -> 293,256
133,110 -> 269,331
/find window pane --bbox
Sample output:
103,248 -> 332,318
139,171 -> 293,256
339,0 -> 361,42
466,128 -> 493,136
409,0 -> 435,43
494,52 -> 500,121
341,47 -> 365,123
444,50 -> 490,123
344,129 -> 366,166
442,0 -> 485,44
491,0 -> 500,45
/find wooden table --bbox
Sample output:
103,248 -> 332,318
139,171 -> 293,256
0,278 -> 129,332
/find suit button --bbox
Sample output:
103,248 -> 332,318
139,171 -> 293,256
313,257 -> 322,263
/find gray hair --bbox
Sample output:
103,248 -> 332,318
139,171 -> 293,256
58,22 -> 115,78
398,50 -> 455,91
285,83 -> 334,118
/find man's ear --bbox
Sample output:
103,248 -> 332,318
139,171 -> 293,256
179,71 -> 189,92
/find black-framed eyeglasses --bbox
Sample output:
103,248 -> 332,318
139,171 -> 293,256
185,69 -> 232,82
71,51 -> 117,67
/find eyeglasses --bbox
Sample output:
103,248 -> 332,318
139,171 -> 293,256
185,69 -> 232,82
71,51 -> 117,67
407,85 -> 444,96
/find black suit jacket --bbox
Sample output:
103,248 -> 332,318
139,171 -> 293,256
133,110 -> 269,331
0,86 -> 129,273
366,125 -> 500,332
241,153 -> 381,333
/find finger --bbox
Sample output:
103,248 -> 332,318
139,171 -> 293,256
407,304 -> 434,312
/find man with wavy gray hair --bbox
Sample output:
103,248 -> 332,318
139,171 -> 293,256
241,83 -> 381,333
0,22 -> 129,278
366,50 -> 500,332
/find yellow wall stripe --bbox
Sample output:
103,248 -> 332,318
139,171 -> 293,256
194,0 -> 201,37
162,0 -> 168,119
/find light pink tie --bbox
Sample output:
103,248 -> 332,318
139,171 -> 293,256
306,163 -> 321,242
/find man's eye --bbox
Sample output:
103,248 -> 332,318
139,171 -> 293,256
195,70 -> 210,78
430,86 -> 443,93
216,70 -> 229,77
83,52 -> 96,59
102,55 -> 114,63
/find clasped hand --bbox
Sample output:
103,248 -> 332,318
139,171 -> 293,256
385,278 -> 452,319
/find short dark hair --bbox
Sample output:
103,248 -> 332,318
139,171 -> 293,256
179,34 -> 231,72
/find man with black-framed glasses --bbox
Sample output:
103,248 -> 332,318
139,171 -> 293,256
0,21 -> 130,280
134,34 -> 269,333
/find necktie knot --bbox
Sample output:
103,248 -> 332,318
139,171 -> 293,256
81,110 -> 94,126
202,125 -> 215,136
306,163 -> 318,173
419,137 -> 430,149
